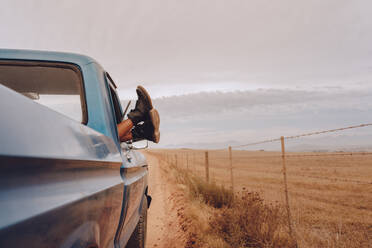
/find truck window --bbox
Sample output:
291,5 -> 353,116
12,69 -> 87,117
0,61 -> 87,124
105,72 -> 123,124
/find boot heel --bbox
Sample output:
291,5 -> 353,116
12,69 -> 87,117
149,109 -> 160,143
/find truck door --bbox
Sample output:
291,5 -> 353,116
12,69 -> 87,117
105,73 -> 148,247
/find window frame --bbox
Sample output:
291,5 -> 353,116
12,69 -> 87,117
105,72 -> 123,124
0,60 -> 88,124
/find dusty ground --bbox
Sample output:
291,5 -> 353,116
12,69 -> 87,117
146,153 -> 188,248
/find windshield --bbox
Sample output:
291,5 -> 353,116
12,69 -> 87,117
0,61 -> 86,123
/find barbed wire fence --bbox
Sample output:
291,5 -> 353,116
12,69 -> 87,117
159,122 -> 372,247
229,123 -> 372,244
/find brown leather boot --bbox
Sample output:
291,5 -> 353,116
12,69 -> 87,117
132,109 -> 160,143
127,85 -> 153,125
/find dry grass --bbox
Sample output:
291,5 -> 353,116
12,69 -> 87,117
211,191 -> 296,248
175,168 -> 234,208
166,160 -> 295,248
152,149 -> 372,247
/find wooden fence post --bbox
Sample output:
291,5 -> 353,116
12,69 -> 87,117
228,146 -> 234,192
175,154 -> 178,168
186,153 -> 189,171
182,153 -> 184,168
195,153 -> 197,174
205,151 -> 209,182
281,136 -> 297,246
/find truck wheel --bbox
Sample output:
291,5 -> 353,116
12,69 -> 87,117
126,196 -> 148,248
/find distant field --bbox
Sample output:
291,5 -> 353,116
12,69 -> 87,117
154,149 -> 372,247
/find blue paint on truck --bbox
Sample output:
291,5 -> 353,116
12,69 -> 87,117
0,49 -> 150,248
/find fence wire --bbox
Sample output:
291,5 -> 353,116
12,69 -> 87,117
232,123 -> 372,148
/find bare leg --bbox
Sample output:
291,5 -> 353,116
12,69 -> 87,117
117,119 -> 134,142
121,132 -> 133,142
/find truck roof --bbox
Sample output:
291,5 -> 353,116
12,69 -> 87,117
0,49 -> 98,67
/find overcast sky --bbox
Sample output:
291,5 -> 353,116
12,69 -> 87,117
1,0 -> 372,149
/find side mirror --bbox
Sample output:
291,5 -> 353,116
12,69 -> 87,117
127,140 -> 148,150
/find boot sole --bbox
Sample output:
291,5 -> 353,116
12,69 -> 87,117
137,85 -> 153,110
149,108 -> 160,143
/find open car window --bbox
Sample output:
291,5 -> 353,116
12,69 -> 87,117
105,72 -> 123,124
0,60 -> 87,124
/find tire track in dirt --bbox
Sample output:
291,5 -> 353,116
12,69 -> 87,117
145,153 -> 188,248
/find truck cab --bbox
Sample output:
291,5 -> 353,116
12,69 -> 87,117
0,49 -> 150,248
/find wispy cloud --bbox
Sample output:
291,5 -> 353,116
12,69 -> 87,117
121,86 -> 372,148
152,87 -> 372,119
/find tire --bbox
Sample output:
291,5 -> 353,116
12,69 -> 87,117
126,196 -> 148,248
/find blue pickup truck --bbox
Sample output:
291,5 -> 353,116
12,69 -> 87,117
0,49 -> 151,248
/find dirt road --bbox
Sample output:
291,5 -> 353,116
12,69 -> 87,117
145,153 -> 187,248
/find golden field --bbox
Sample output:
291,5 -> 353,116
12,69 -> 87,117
153,149 -> 372,247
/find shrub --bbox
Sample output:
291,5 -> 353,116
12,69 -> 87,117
210,191 -> 296,248
171,163 -> 295,248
